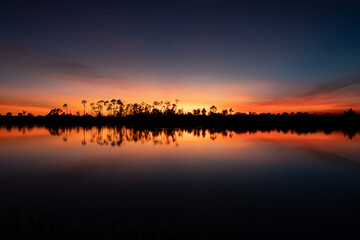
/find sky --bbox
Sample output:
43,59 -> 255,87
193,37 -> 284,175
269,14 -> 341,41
1,0 -> 360,115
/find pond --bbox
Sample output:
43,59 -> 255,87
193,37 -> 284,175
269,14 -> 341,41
1,126 -> 360,239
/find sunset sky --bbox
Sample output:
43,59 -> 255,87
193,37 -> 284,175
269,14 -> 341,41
1,0 -> 360,115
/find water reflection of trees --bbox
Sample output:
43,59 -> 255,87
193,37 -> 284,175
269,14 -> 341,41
46,126 -> 182,146
0,125 -> 359,144
1,125 -> 358,141
45,127 -> 235,146
41,126 -> 360,146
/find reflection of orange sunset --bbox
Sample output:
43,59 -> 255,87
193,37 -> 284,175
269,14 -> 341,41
2,125 -> 358,146
1,126 -> 359,176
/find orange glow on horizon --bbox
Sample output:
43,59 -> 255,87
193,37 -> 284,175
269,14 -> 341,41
0,78 -> 359,115
1,98 -> 359,116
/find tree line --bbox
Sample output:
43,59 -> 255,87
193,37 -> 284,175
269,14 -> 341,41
53,99 -> 218,117
1,99 -> 359,136
1,98 -> 358,118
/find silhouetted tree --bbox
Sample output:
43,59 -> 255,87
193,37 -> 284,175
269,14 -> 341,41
345,108 -> 356,117
81,100 -> 87,116
90,103 -> 94,116
48,108 -> 63,116
116,99 -> 124,116
210,105 -> 217,115
193,108 -> 201,116
111,99 -> 117,115
63,103 -> 68,115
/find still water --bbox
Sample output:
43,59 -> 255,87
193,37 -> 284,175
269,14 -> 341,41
1,126 -> 360,238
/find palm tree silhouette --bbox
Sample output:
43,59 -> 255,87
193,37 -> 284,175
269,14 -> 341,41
81,100 -> 87,116
63,103 -> 68,115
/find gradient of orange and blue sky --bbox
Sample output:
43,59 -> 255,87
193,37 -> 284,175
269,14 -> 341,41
1,0 -> 360,115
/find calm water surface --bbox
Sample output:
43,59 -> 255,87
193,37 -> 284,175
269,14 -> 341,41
1,126 -> 360,238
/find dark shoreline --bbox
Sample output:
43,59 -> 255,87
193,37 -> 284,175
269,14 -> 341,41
1,113 -> 359,138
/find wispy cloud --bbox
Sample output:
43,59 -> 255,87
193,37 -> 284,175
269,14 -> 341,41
300,76 -> 360,98
0,42 -> 114,82
225,76 -> 360,113
0,42 -> 29,60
